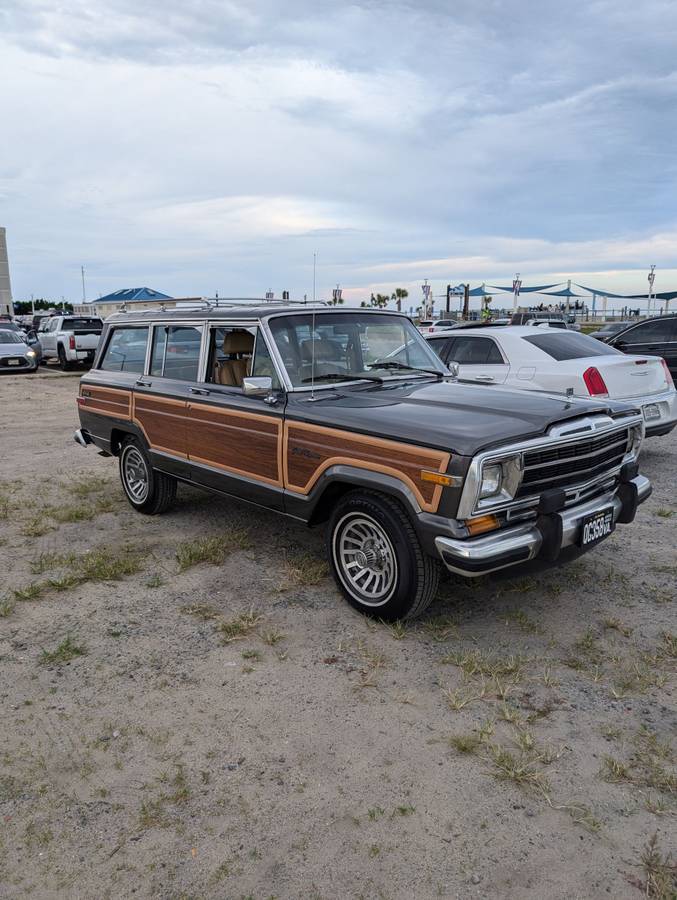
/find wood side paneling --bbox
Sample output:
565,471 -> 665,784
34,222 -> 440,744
284,421 -> 450,513
133,394 -> 189,459
186,402 -> 282,485
79,385 -> 131,419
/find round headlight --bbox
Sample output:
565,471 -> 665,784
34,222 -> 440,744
479,463 -> 503,498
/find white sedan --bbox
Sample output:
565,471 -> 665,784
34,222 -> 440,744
425,326 -> 677,437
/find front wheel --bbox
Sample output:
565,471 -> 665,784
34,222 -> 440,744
119,436 -> 177,515
327,491 -> 439,621
57,345 -> 71,371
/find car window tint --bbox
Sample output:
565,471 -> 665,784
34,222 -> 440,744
67,318 -> 103,330
99,326 -> 149,373
451,337 -> 503,364
523,332 -> 620,360
617,319 -> 676,343
149,325 -> 167,376
426,337 -> 449,359
251,333 -> 281,389
208,326 -> 255,388
161,326 -> 202,381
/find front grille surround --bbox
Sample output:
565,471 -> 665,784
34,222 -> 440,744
457,414 -> 643,521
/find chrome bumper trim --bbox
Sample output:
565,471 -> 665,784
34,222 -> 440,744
435,474 -> 651,578
73,428 -> 90,448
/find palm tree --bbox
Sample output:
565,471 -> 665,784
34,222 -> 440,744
391,287 -> 409,312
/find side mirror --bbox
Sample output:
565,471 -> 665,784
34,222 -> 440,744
243,376 -> 273,396
448,361 -> 460,380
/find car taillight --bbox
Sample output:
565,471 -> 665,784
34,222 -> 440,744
661,358 -> 674,388
583,366 -> 608,396
69,335 -> 75,350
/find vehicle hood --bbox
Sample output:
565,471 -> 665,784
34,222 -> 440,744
286,379 -> 639,457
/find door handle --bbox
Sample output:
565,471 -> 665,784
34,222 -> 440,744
475,375 -> 495,382
189,387 -> 210,396
135,378 -> 152,387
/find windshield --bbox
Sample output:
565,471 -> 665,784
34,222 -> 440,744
267,313 -> 448,388
0,330 -> 24,344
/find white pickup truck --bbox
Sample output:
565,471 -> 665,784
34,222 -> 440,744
39,316 -> 104,370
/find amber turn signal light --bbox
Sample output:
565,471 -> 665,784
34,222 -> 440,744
466,514 -> 499,536
420,470 -> 458,487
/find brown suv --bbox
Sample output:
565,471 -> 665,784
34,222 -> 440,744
75,303 -> 650,620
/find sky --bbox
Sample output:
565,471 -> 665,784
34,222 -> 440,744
1,0 -> 676,308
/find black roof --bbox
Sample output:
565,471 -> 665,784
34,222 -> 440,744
104,304 -> 404,324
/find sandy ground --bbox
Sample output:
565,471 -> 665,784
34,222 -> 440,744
0,371 -> 675,900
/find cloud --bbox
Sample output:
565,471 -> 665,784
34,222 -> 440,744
1,0 -> 676,302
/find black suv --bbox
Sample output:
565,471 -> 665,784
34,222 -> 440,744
607,315 -> 677,381
74,304 -> 650,620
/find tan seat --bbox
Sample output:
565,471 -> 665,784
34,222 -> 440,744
214,330 -> 254,387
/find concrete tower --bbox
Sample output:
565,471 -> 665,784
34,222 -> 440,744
0,227 -> 13,316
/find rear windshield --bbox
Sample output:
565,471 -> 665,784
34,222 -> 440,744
66,318 -> 103,330
522,332 -> 620,360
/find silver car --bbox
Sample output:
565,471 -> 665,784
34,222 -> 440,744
0,329 -> 39,373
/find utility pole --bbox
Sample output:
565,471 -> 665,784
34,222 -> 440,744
81,266 -> 86,303
312,253 -> 316,303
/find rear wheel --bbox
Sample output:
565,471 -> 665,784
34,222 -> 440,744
57,345 -> 71,371
119,436 -> 176,515
327,491 -> 439,620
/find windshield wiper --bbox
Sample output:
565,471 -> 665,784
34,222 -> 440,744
369,361 -> 444,379
301,372 -> 383,384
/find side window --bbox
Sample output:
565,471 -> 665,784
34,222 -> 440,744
452,337 -> 503,364
426,337 -> 450,360
99,326 -> 149,373
619,319 -> 675,343
251,333 -> 281,389
50,318 -> 60,331
208,326 -> 255,388
149,325 -> 202,381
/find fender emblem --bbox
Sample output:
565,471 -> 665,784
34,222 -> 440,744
291,446 -> 321,460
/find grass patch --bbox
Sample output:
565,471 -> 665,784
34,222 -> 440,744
13,581 -> 47,602
654,508 -> 674,519
176,530 -> 251,571
0,597 -> 16,617
422,615 -> 458,642
217,609 -> 263,643
20,517 -> 54,537
40,636 -> 87,665
180,603 -> 222,621
281,553 -> 329,587
442,649 -> 527,680
504,609 -> 544,635
448,733 -> 482,755
637,833 -> 676,899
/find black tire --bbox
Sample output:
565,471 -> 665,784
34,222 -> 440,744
326,490 -> 439,621
57,345 -> 71,371
119,436 -> 176,515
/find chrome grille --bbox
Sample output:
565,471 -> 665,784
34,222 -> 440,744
516,427 -> 629,498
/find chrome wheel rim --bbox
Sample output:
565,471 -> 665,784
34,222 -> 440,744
122,447 -> 149,503
333,513 -> 398,606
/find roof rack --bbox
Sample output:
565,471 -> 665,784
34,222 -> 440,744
188,297 -> 328,308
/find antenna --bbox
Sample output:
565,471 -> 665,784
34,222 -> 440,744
311,252 -> 317,400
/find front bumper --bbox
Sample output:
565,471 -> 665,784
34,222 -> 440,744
435,474 -> 651,577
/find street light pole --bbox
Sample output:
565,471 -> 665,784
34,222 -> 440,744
647,265 -> 656,316
512,273 -> 521,312
81,266 -> 86,304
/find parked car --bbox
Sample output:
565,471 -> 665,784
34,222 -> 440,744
75,305 -> 650,620
0,325 -> 43,362
39,315 -> 104,370
425,326 -> 676,437
511,312 -> 580,331
606,315 -> 677,383
0,329 -> 39,373
589,321 -> 634,342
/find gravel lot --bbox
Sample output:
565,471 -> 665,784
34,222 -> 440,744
1,372 -> 675,899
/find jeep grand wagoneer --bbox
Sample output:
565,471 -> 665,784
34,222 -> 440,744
75,304 -> 651,619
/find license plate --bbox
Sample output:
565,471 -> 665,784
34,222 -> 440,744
643,403 -> 661,421
7,359 -> 20,366
579,506 -> 615,548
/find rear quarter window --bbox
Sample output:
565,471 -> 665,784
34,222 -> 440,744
99,326 -> 149,373
523,332 -> 620,361
67,318 -> 103,330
